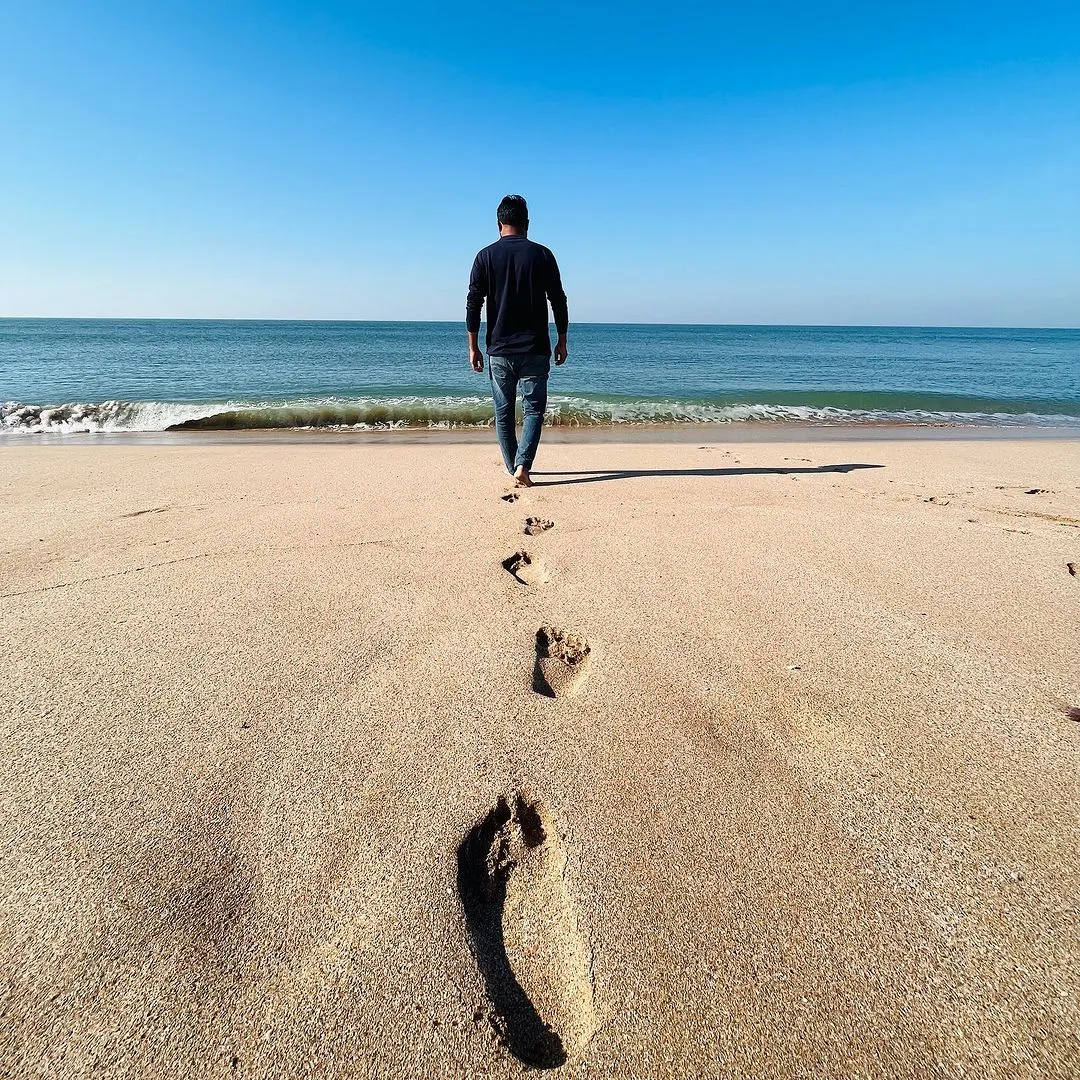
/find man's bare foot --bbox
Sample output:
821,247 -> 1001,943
514,466 -> 534,488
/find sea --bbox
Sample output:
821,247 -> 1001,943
2,319 -> 1079,435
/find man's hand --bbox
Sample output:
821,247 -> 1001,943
554,337 -> 568,366
469,347 -> 484,373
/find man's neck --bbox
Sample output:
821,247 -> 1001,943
499,227 -> 527,238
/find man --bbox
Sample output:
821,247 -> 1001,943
466,194 -> 569,487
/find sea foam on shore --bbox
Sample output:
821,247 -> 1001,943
5,396 -> 1080,435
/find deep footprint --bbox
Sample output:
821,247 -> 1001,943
502,551 -> 550,586
534,626 -> 591,698
524,517 -> 554,536
501,492 -> 520,503
457,793 -> 596,1069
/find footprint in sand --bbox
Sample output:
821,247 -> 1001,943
502,551 -> 550,586
501,492 -> 521,503
457,793 -> 596,1068
534,627 -> 591,698
1068,562 -> 1077,578
524,517 -> 554,536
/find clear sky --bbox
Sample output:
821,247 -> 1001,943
2,1 -> 1078,325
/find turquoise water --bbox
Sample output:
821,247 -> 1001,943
2,319 -> 1078,433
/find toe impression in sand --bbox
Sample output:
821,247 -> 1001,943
457,793 -> 596,1069
534,626 -> 591,698
524,517 -> 554,536
502,551 -> 550,586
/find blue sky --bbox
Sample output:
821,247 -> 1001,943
2,1 -> 1078,324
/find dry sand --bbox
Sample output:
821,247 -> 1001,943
1,434 -> 1078,1079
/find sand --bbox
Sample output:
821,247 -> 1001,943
1,434 -> 1078,1079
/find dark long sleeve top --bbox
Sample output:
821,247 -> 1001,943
466,235 -> 568,357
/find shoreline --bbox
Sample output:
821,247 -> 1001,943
4,421 -> 1080,448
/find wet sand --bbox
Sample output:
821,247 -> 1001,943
1,436 -> 1078,1078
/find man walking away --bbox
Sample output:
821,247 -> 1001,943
466,194 -> 569,487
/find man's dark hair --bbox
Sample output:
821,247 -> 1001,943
497,194 -> 529,229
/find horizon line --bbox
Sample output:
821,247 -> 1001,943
2,316 -> 1078,332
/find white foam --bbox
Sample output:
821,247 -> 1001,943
0,399 -> 238,434
3,395 -> 1078,434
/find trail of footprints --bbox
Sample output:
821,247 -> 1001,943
456,492 -> 596,1068
511,513 -> 591,700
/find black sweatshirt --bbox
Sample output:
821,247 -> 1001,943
466,235 -> 568,357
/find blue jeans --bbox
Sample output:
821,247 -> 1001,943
488,353 -> 550,473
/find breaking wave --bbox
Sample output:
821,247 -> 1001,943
1,399 -> 233,434
4,395 -> 1080,434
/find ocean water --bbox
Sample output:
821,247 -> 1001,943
2,319 -> 1079,434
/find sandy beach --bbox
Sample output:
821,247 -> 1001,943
1,434 -> 1078,1079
